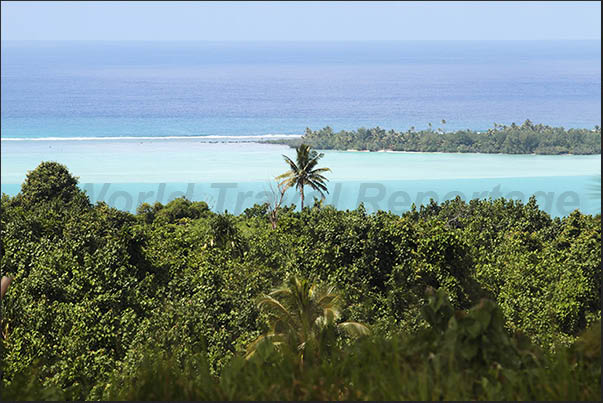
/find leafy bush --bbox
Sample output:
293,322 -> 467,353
98,290 -> 601,401
20,161 -> 83,205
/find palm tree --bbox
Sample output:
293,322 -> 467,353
245,276 -> 369,362
437,120 -> 447,134
276,144 -> 331,209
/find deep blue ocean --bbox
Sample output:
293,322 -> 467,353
1,40 -> 601,138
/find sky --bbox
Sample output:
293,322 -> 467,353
1,1 -> 601,41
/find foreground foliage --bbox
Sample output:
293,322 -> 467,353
1,162 -> 600,400
269,120 -> 601,154
245,276 -> 369,361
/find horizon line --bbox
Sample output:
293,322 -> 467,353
2,39 -> 601,42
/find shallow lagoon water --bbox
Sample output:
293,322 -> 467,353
1,139 -> 600,217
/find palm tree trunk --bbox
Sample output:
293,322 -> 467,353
300,187 -> 304,210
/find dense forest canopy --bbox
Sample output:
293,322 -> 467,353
268,120 -> 601,154
0,162 -> 600,400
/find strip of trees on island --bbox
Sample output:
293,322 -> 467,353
268,120 -> 601,154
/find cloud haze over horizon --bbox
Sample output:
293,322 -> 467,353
1,1 -> 601,41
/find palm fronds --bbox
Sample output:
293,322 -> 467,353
276,144 -> 331,209
246,276 -> 369,360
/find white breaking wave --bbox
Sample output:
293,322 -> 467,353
0,134 -> 302,141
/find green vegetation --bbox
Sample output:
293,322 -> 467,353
1,162 -> 601,400
245,276 -> 369,361
277,143 -> 331,209
268,120 -> 601,154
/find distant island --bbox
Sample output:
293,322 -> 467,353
266,120 -> 601,155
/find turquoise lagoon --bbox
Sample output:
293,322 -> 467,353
1,139 -> 600,217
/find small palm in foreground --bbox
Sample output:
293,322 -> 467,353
276,144 -> 331,209
245,276 -> 369,361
